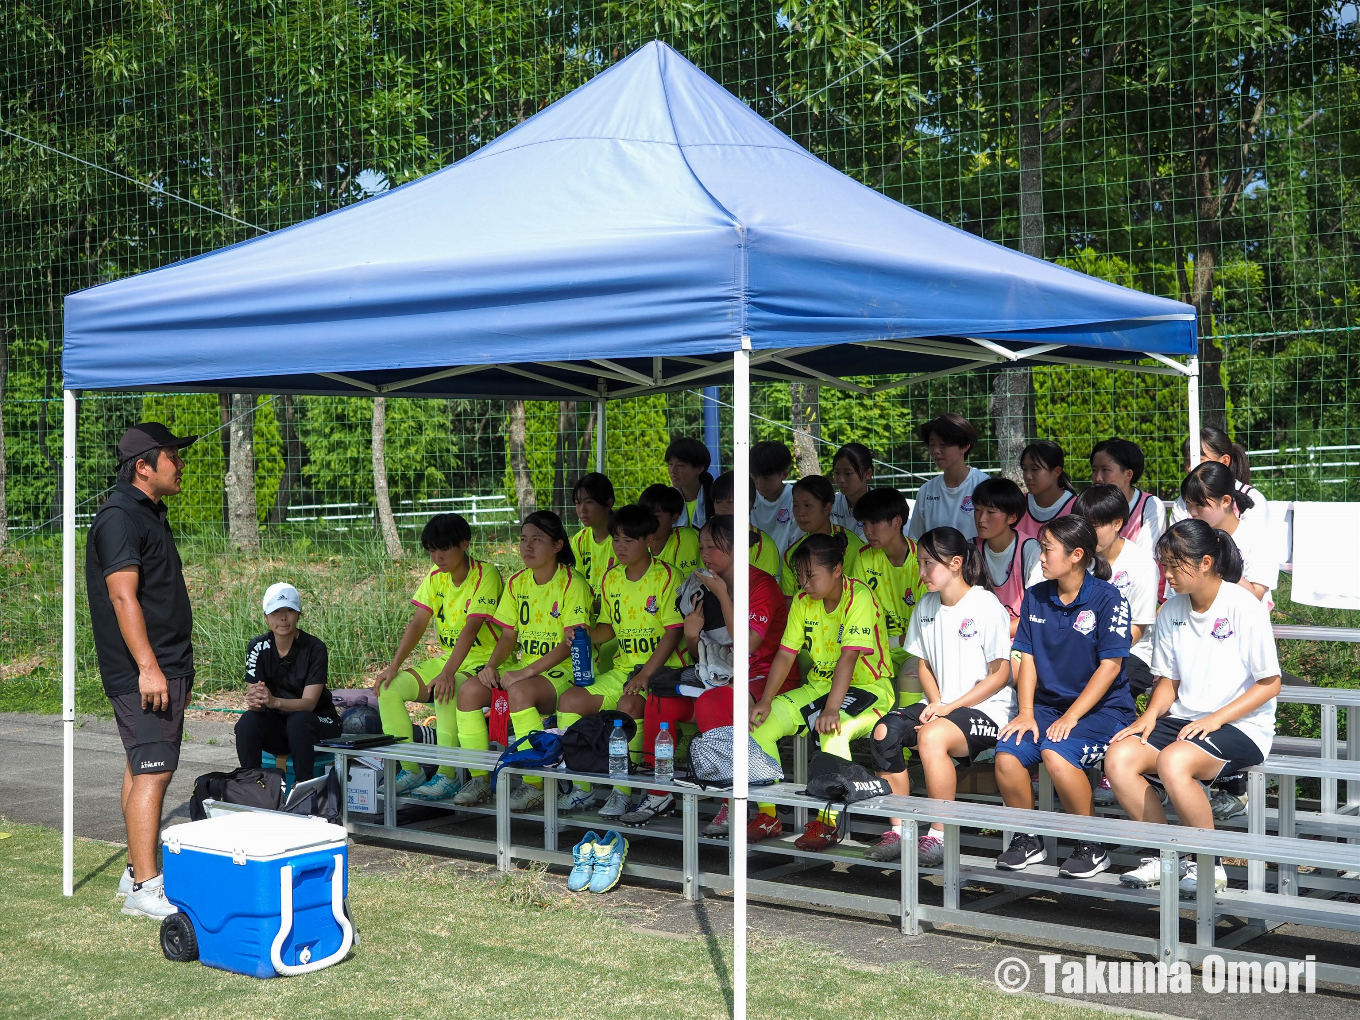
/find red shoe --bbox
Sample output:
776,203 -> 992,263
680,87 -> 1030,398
747,813 -> 783,842
794,818 -> 833,852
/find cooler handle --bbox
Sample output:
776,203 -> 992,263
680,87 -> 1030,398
270,854 -> 353,976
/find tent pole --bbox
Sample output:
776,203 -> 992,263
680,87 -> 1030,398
731,344 -> 751,1020
596,383 -> 606,474
1187,356 -> 1201,468
62,389 -> 77,897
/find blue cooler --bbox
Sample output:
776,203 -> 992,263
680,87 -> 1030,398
161,813 -> 352,977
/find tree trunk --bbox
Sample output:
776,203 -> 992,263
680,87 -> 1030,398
788,382 -> 822,477
553,400 -> 577,511
0,332 -> 7,549
219,394 -> 232,528
371,397 -> 402,560
508,399 -> 536,518
225,393 -> 259,551
580,404 -> 597,476
268,394 -> 301,525
1191,222 -> 1228,430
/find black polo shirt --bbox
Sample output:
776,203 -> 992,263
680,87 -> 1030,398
86,482 -> 194,695
245,630 -> 332,712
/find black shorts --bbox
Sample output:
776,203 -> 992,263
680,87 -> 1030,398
109,675 -> 192,775
870,702 -> 1000,773
1126,656 -> 1156,696
1146,715 -> 1265,779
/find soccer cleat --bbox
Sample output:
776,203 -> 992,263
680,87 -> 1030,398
1120,855 -> 1188,889
409,773 -> 461,801
121,875 -> 177,919
597,788 -> 635,820
116,864 -> 134,899
452,775 -> 492,806
747,813 -> 783,843
567,831 -> 600,892
1208,787 -> 1248,820
392,769 -> 426,796
701,804 -> 729,837
507,782 -> 545,812
996,833 -> 1047,871
1092,775 -> 1117,806
794,818 -> 833,852
556,784 -> 597,813
1179,859 -> 1227,898
863,831 -> 901,862
619,793 -> 674,825
588,831 -> 629,894
1059,841 -> 1112,879
916,832 -> 945,868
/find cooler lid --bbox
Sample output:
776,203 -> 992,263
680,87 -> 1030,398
162,812 -> 347,859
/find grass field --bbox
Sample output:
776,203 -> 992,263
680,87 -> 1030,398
0,821 -> 1132,1020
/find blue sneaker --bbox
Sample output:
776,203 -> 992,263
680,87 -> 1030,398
589,830 -> 629,894
568,831 -> 601,892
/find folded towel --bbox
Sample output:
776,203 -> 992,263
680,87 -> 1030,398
1290,502 -> 1360,609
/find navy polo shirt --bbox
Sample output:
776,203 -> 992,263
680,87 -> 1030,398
1013,572 -> 1134,715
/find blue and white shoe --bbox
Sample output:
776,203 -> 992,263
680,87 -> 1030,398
568,831 -> 601,892
392,769 -> 425,796
409,773 -> 461,801
557,784 -> 596,813
589,830 -> 629,894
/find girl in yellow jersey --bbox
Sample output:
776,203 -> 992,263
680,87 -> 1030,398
711,471 -> 781,581
640,484 -> 703,576
570,473 -> 616,619
780,475 -> 864,596
372,514 -> 503,801
453,512 -> 592,810
751,532 -> 894,851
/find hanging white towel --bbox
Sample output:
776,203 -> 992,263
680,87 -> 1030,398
1289,502 -> 1360,610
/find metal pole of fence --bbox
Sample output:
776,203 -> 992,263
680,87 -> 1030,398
63,389 -> 78,896
596,382 -> 607,474
1187,355 -> 1201,468
731,343 -> 751,1020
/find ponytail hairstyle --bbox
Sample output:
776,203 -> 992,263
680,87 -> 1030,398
571,472 -> 615,509
1020,440 -> 1076,494
790,531 -> 848,582
522,511 -> 576,566
1038,516 -> 1111,581
831,443 -> 874,482
702,514 -> 737,555
917,526 -> 986,587
1181,461 -> 1255,515
665,437 -> 714,521
1155,519 -> 1244,584
1182,427 -> 1251,484
791,473 -> 836,507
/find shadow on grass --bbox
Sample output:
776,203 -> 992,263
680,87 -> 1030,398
75,846 -> 127,893
694,901 -> 733,1017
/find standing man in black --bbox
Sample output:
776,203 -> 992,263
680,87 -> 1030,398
86,423 -> 198,919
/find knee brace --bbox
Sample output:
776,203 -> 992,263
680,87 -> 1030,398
869,713 -> 913,774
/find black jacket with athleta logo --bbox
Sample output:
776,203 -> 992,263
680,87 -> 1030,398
244,630 -> 334,721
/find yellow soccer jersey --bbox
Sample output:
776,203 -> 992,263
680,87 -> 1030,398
780,526 -> 865,596
411,558 -> 503,668
654,526 -> 702,576
599,556 -> 684,671
778,577 -> 892,704
571,527 -> 615,596
749,527 -> 781,580
493,563 -> 593,664
851,542 -> 927,646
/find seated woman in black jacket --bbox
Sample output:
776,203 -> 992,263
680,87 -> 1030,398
235,582 -> 341,781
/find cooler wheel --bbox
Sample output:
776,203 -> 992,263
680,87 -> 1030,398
160,912 -> 199,962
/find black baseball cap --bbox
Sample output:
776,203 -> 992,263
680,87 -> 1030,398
117,422 -> 198,466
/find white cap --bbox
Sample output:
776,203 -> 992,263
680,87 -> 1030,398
262,582 -> 302,616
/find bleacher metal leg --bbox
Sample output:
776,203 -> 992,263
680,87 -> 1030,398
1159,849 -> 1180,964
496,777 -> 511,872
682,793 -> 700,902
1196,852 -> 1215,948
1247,771 -> 1266,893
383,758 -> 398,829
544,778 -> 558,853
1348,707 -> 1359,814
1278,782 -> 1297,896
1038,764 -> 1056,861
901,820 -> 920,937
943,823 -> 960,911
794,735 -> 809,831
337,752 -> 350,828
1322,704 -> 1338,816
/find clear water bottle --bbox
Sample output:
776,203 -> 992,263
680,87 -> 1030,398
608,719 -> 629,778
570,627 -> 594,687
654,722 -> 674,782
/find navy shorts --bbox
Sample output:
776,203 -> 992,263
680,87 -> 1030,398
1146,716 -> 1266,779
995,703 -> 1133,771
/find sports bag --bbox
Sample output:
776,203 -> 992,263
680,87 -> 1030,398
687,726 -> 784,786
561,711 -> 636,775
803,752 -> 892,805
188,767 -> 286,821
491,730 -> 564,790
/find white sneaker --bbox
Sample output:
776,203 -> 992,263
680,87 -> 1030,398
453,775 -> 493,806
1208,788 -> 1248,820
508,782 -> 546,812
597,788 -> 635,820
1120,855 -> 1189,889
557,784 -> 596,813
619,793 -> 674,825
116,864 -> 134,899
1179,859 -> 1227,898
409,773 -> 461,801
121,874 -> 177,918
392,769 -> 425,795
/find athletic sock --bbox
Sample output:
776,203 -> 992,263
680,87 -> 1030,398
756,803 -> 777,819
510,707 -> 545,787
433,696 -> 461,778
376,671 -> 422,773
456,707 -> 491,779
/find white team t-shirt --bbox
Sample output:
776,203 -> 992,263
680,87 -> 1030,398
981,536 -> 1042,589
830,492 -> 867,540
904,585 -> 1016,728
1127,489 -> 1166,556
751,482 -> 802,554
1107,539 -> 1159,665
1026,490 -> 1074,524
906,466 -> 991,541
1151,580 -> 1280,758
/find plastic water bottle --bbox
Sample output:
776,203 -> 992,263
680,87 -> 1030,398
608,720 -> 629,778
654,722 -> 674,782
570,627 -> 594,687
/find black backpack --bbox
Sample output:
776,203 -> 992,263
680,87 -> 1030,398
561,711 -> 637,775
803,752 -> 892,805
189,767 -> 285,820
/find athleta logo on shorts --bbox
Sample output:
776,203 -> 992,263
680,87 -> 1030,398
549,601 -> 560,619
1073,610 -> 1097,635
958,618 -> 977,638
960,496 -> 974,514
777,509 -> 791,523
1211,617 -> 1234,641
644,596 -> 658,615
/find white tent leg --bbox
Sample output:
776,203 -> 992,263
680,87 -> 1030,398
595,396 -> 606,473
731,344 -> 751,1020
63,389 -> 77,896
1187,356 -> 1201,468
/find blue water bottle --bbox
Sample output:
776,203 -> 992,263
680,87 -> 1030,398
570,627 -> 594,687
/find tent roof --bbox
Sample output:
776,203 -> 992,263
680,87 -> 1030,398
62,41 -> 1196,398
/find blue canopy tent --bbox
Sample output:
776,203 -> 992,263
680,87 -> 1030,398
59,41 -> 1197,1011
